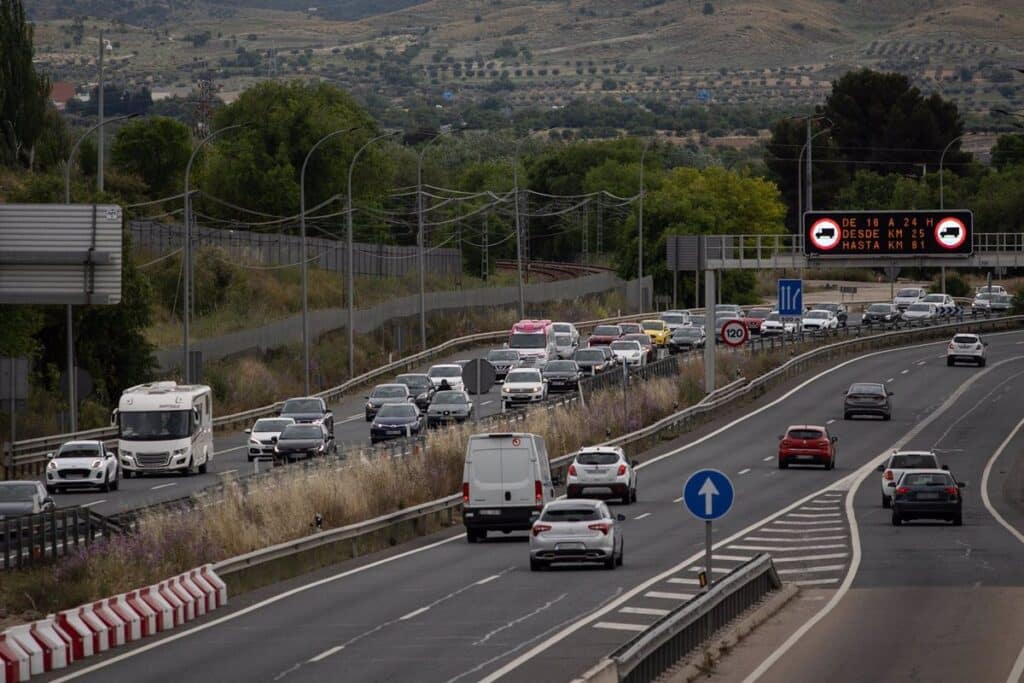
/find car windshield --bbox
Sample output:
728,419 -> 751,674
896,289 -> 921,298
487,350 -> 518,361
592,325 -> 621,336
282,399 -> 322,413
748,309 -> 770,319
953,335 -> 978,344
787,429 -> 824,440
642,321 -> 664,331
120,410 -> 191,440
576,451 -> 621,465
372,385 -> 407,398
890,454 -> 938,469
868,304 -> 891,313
716,305 -> 739,311
575,350 -> 604,361
428,366 -> 462,378
56,444 -> 102,459
922,295 -> 945,303
662,314 -> 685,324
611,341 -> 640,351
994,295 -> 1012,303
506,370 -> 540,383
280,425 -> 322,440
431,392 -> 467,405
675,328 -> 702,337
766,313 -> 781,322
252,419 -> 292,433
908,303 -> 931,312
805,311 -> 829,319
690,315 -> 705,326
540,507 -> 602,522
901,473 -> 954,486
818,304 -> 839,312
556,335 -> 572,346
546,361 -> 576,372
619,325 -> 642,335
0,484 -> 36,502
397,375 -> 431,391
378,404 -> 418,418
976,293 -> 993,301
552,323 -> 571,333
624,334 -> 652,346
848,384 -> 884,395
509,333 -> 547,349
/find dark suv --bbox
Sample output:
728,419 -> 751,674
843,382 -> 893,420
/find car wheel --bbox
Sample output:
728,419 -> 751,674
102,473 -> 112,493
603,554 -> 616,570
952,514 -> 963,526
621,490 -> 631,505
45,485 -> 56,495
198,457 -> 208,474
947,358 -> 954,367
631,487 -> 637,503
891,513 -> 902,526
111,471 -> 120,491
882,494 -> 891,508
979,358 -> 986,367
123,469 -> 133,479
778,458 -> 788,470
530,557 -> 545,571
883,413 -> 891,421
844,412 -> 851,420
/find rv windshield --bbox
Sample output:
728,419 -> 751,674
119,410 -> 192,441
509,333 -> 547,349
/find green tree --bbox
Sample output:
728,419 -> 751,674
991,133 -> 1024,171
0,0 -> 51,168
112,116 -> 192,197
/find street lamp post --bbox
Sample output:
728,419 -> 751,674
63,112 -> 136,432
512,136 -> 529,319
346,130 -> 399,378
416,131 -> 451,351
795,120 -> 834,228
182,123 -> 246,383
299,126 -> 359,395
638,137 -> 653,311
939,132 -> 974,210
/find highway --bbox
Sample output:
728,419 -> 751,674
43,327 -> 1024,683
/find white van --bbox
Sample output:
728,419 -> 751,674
113,382 -> 214,476
462,432 -> 556,542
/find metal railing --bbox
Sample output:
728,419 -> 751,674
1,507 -> 124,570
611,554 -> 782,683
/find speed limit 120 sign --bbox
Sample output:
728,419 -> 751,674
721,320 -> 749,347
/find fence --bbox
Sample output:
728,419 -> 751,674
0,507 -> 124,570
130,221 -> 461,279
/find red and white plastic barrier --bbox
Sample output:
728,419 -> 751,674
2,565 -> 228,680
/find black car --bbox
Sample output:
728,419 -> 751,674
816,302 -> 848,328
863,303 -> 899,327
542,360 -> 582,392
843,382 -> 892,420
365,383 -> 413,421
370,403 -> 425,444
280,397 -> 334,434
274,424 -> 335,463
396,373 -> 436,411
668,327 -> 706,354
486,349 -> 521,381
573,348 -> 609,375
891,470 -> 965,526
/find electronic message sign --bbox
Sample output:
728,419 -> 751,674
803,210 -> 973,257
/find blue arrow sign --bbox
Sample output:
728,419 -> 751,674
778,279 -> 803,317
683,469 -> 734,521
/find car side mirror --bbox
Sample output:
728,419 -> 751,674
106,452 -> 115,459
47,452 -> 54,460
958,481 -> 968,488
887,391 -> 894,396
110,409 -> 119,426
887,481 -> 896,488
616,514 -> 626,522
364,395 -> 369,400
244,428 -> 252,434
831,436 -> 838,443
876,464 -> 885,472
941,465 -> 949,470
631,460 -> 639,468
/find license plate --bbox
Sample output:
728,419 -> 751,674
917,493 -> 940,500
387,429 -> 401,435
556,542 -> 584,550
796,455 -> 816,461
479,509 -> 501,516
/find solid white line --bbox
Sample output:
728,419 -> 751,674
214,445 -> 247,455
634,513 -> 652,520
792,578 -> 840,586
645,591 -> 694,600
399,606 -> 430,621
776,565 -> 847,575
710,554 -> 753,562
620,607 -> 670,616
738,468 -> 751,475
746,535 -> 848,543
753,527 -> 844,534
667,578 -> 701,586
729,544 -> 847,552
79,500 -> 106,508
150,483 -> 177,490
476,575 -> 501,586
772,520 -> 841,526
762,456 -> 774,462
345,412 -> 362,419
308,645 -> 344,663
593,622 -> 648,632
787,513 -> 841,518
826,419 -> 835,425
771,553 -> 849,563
222,469 -> 238,476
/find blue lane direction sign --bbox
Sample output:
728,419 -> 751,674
778,279 -> 803,317
683,469 -> 734,521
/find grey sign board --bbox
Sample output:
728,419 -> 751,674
667,235 -> 703,271
0,204 -> 123,305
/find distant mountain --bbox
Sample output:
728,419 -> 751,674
24,0 -> 428,22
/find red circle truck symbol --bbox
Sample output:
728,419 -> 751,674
809,218 -> 841,251
935,217 -> 966,249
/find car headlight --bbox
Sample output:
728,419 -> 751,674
47,460 -> 58,471
249,438 -> 259,445
372,422 -> 383,429
366,403 -> 374,410
90,459 -> 103,469
274,446 -> 281,453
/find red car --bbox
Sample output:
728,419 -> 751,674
746,308 -> 770,334
587,324 -> 622,347
778,425 -> 837,470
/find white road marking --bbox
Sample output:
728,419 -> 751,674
776,564 -> 847,575
476,575 -> 502,586
645,591 -> 694,600
214,445 -> 247,455
593,622 -> 647,632
738,468 -> 751,475
771,553 -> 849,563
79,499 -> 106,508
710,554 -> 753,562
772,520 -> 841,526
762,456 -> 774,462
729,544 -> 847,552
399,606 -> 430,621
620,607 -> 669,616
481,401 -> 493,406
222,469 -> 238,476
667,578 -> 701,586
792,578 -> 840,586
917,360 -> 927,366
746,535 -> 848,543
900,369 -> 909,375
787,512 -> 841,518
799,505 -> 838,511
754,527 -> 844,534
672,496 -> 683,503
886,377 -> 894,382
340,415 -> 363,424
308,645 -> 344,663
150,483 -> 178,490
634,513 -> 651,520
826,419 -> 835,425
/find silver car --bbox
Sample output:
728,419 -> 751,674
486,349 -> 522,381
426,390 -> 474,426
45,440 -> 120,493
529,499 -> 625,571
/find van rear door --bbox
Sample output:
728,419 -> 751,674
467,445 -> 503,507
501,439 -> 536,506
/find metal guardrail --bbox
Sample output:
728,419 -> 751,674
1,506 -> 124,570
610,554 -> 782,683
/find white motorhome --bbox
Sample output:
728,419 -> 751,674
114,382 -> 214,476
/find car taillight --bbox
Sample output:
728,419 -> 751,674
818,439 -> 830,447
949,343 -> 956,349
462,482 -> 470,503
896,486 -> 910,495
532,524 -> 551,536
568,464 -> 577,476
975,344 -> 983,350
535,480 -> 543,502
780,439 -> 791,448
588,523 -> 610,535
945,486 -> 959,497
617,464 -> 627,476
884,470 -> 894,481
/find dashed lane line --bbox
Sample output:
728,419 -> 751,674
399,606 -> 430,621
593,622 -> 648,632
80,500 -> 106,508
308,646 -> 344,663
620,607 -> 669,617
738,468 -> 751,475
645,591 -> 695,600
634,513 -> 652,520
729,544 -> 847,552
746,535 -> 848,543
667,578 -> 701,586
150,483 -> 177,490
792,578 -> 840,586
771,553 -> 849,563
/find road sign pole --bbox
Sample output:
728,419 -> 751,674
705,520 -> 713,589
703,269 -> 716,394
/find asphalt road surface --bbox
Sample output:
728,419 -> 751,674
42,327 -> 1024,683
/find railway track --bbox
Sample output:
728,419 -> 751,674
494,259 -> 614,282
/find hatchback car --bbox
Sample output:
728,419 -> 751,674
891,469 -> 965,526
760,312 -> 796,337
274,423 -> 336,462
245,417 -> 296,461
426,390 -> 473,427
921,293 -> 956,317
745,308 -> 771,334
542,360 -> 582,392
815,302 -> 848,327
623,333 -> 657,363
972,292 -> 993,313
566,446 -> 638,504
877,450 -> 943,508
893,287 -> 926,310
668,326 -> 706,354
640,319 -> 671,346
902,302 -> 938,322
529,499 -> 625,571
45,441 -> 120,493
573,348 -> 610,375
778,425 -> 838,469
801,309 -> 838,333
372,403 -> 427,443
427,364 -> 466,392
843,382 -> 892,420
365,383 -> 413,421
947,333 -> 987,367
0,481 -> 54,518
863,303 -> 899,327
395,373 -> 436,410
587,324 -> 622,347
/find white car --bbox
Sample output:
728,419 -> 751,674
609,340 -> 644,366
921,293 -> 957,317
427,364 -> 465,391
566,446 -> 638,504
893,287 -> 927,310
659,311 -> 691,331
761,312 -> 797,336
245,417 -> 296,462
976,284 -> 1007,296
946,333 -> 987,367
800,309 -> 838,333
972,293 -> 992,313
902,302 -> 938,322
501,368 -> 547,409
45,440 -> 120,493
551,322 -> 580,346
877,450 -> 943,508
